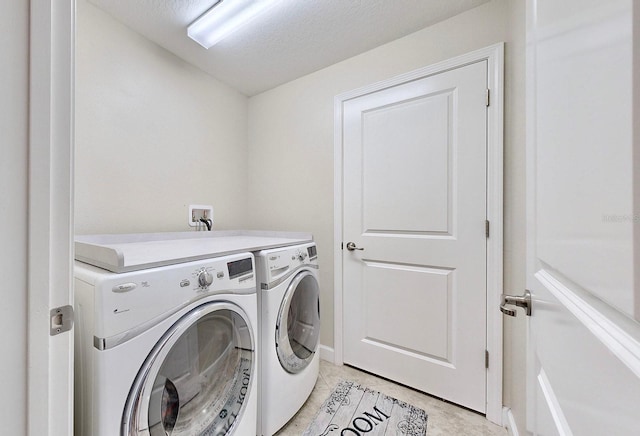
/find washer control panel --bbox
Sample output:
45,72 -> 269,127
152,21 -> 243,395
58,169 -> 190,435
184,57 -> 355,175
85,252 -> 256,339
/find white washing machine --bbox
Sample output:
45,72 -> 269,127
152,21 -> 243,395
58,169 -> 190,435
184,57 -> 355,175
255,242 -> 321,435
74,251 -> 259,436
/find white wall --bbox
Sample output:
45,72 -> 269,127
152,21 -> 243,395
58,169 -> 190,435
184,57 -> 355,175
75,0 -> 250,235
247,0 -> 526,430
0,1 -> 28,433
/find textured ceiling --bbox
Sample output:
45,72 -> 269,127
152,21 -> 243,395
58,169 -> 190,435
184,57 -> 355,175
88,0 -> 490,96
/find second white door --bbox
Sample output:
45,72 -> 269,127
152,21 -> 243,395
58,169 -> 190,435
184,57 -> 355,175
342,60 -> 488,412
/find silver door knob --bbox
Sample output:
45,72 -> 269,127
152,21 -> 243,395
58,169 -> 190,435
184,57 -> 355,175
345,242 -> 364,251
500,290 -> 532,317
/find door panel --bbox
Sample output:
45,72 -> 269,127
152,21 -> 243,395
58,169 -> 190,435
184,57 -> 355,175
529,275 -> 640,435
343,60 -> 488,412
362,91 -> 453,234
363,262 -> 451,361
533,0 -> 634,318
526,0 -> 640,434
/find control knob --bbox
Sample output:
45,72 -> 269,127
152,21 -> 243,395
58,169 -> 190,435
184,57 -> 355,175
197,269 -> 213,289
297,250 -> 308,262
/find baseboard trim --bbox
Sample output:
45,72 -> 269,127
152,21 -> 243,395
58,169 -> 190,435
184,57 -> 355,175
319,344 -> 335,363
502,407 -> 520,436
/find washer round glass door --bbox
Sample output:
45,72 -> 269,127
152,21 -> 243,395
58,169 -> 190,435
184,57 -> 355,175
122,302 -> 254,436
276,270 -> 321,373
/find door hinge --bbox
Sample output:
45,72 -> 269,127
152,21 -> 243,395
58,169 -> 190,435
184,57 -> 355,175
485,220 -> 490,238
50,305 -> 74,336
486,89 -> 490,107
485,350 -> 489,369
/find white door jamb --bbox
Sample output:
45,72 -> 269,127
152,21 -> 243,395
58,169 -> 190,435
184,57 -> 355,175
28,0 -> 75,434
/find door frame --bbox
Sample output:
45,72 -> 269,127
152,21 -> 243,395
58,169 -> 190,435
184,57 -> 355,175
333,43 -> 504,425
28,0 -> 75,434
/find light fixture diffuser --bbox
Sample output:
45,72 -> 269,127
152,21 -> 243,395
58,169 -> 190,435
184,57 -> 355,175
188,0 -> 279,49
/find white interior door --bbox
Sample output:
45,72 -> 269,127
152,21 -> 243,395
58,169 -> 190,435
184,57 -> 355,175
341,60 -> 489,412
525,0 -> 640,434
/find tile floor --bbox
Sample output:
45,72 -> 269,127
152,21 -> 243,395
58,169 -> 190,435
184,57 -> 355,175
275,360 -> 507,436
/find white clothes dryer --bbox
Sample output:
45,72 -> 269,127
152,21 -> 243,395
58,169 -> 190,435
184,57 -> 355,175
74,251 -> 258,436
255,242 -> 321,435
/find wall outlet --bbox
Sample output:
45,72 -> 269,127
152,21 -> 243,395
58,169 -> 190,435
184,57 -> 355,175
188,204 -> 214,228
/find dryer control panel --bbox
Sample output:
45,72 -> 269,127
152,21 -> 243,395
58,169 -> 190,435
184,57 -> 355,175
256,242 -> 318,286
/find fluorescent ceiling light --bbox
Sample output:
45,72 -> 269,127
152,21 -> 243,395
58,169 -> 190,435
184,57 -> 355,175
188,0 -> 279,49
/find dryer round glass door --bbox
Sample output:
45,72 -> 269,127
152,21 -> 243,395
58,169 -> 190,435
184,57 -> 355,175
276,270 -> 321,373
122,302 -> 254,436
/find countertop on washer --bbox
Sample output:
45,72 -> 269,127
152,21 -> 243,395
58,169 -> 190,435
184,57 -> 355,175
75,230 -> 313,273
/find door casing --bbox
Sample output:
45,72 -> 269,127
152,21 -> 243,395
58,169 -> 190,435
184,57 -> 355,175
29,0 -> 75,434
333,43 -> 504,425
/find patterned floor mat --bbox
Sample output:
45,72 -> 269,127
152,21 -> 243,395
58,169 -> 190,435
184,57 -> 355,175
303,380 -> 428,436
